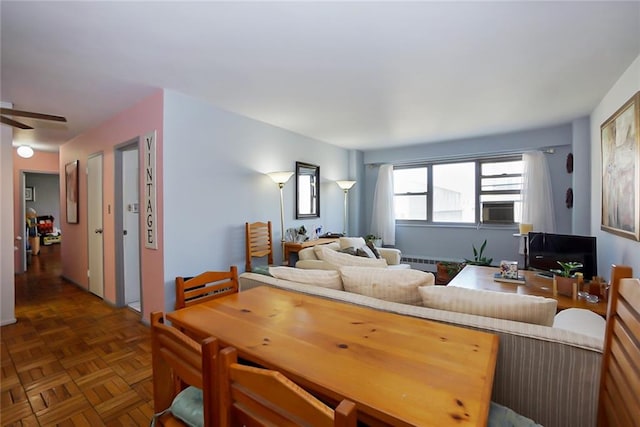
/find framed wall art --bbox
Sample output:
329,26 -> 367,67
25,186 -> 34,201
65,160 -> 79,224
601,91 -> 640,241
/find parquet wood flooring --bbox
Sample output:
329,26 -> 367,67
1,244 -> 155,426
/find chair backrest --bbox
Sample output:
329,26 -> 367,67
175,266 -> 239,310
150,312 -> 219,426
245,221 -> 274,272
597,277 -> 640,426
218,346 -> 357,427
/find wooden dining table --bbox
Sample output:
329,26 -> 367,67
167,286 -> 499,427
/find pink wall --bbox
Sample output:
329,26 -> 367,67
13,150 -> 60,272
59,90 -> 165,321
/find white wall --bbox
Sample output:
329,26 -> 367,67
590,54 -> 640,278
1,101 -> 16,326
161,90 -> 352,311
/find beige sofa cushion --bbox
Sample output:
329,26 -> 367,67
299,242 -> 340,261
314,245 -> 388,268
268,267 -> 343,290
418,286 -> 557,326
340,266 -> 434,305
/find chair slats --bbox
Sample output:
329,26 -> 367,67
598,276 -> 640,427
218,346 -> 357,427
151,312 -> 219,427
176,266 -> 239,310
245,221 -> 274,272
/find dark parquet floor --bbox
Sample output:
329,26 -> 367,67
1,244 -> 154,426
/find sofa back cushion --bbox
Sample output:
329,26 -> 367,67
418,286 -> 557,326
268,267 -> 343,290
315,245 -> 388,269
298,242 -> 339,261
340,266 -> 434,305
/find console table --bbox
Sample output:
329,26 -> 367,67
449,265 -> 607,316
283,237 -> 339,266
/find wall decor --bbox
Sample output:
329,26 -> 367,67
295,161 -> 320,219
65,160 -> 79,224
25,186 -> 34,201
601,91 -> 640,241
143,131 -> 158,249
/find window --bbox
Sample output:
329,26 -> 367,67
393,157 -> 523,224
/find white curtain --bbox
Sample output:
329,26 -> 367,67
522,151 -> 556,233
371,164 -> 396,245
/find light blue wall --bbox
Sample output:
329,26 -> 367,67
590,54 -> 640,280
362,124 -> 587,268
161,90 -> 352,310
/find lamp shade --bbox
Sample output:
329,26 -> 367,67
267,171 -> 294,185
336,180 -> 356,190
17,146 -> 34,159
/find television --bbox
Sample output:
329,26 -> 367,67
528,232 -> 598,279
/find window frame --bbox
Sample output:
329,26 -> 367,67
393,155 -> 523,226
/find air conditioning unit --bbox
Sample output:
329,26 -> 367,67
482,201 -> 514,223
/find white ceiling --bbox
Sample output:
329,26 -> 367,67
2,1 -> 639,152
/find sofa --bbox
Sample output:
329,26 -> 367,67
295,237 -> 410,270
238,269 -> 603,427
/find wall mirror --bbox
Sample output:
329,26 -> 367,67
296,161 -> 320,219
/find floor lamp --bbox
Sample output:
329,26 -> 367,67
336,180 -> 356,236
267,171 -> 294,263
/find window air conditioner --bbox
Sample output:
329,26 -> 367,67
482,201 -> 514,223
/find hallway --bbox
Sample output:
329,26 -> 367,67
1,244 -> 154,426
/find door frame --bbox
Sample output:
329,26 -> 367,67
114,138 -> 142,308
87,152 -> 105,298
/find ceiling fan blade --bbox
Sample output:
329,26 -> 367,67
0,108 -> 67,122
0,116 -> 33,130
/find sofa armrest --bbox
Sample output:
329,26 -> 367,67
378,248 -> 401,265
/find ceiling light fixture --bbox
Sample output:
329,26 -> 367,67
17,146 -> 34,159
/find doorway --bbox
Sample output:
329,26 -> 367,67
115,140 -> 142,313
21,171 -> 61,273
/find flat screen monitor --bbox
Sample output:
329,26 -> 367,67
528,232 -> 598,279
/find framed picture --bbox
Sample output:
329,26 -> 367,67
25,186 -> 34,201
601,91 -> 640,241
65,160 -> 79,224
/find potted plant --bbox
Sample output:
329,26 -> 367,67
436,261 -> 464,285
551,261 -> 584,298
365,234 -> 383,247
464,240 -> 493,266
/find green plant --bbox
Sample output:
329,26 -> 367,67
551,261 -> 583,278
465,239 -> 493,266
441,261 -> 464,277
365,234 -> 381,242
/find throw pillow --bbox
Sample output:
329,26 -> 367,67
418,286 -> 557,326
339,236 -> 367,250
268,267 -> 343,290
315,245 -> 388,268
366,240 -> 381,259
340,266 -> 435,305
170,386 -> 203,427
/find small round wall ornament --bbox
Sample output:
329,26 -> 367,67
566,153 -> 574,174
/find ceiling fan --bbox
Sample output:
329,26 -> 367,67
0,107 -> 67,130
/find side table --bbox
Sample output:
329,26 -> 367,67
283,238 -> 339,266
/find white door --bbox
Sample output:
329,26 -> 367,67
123,148 -> 141,309
87,154 -> 104,298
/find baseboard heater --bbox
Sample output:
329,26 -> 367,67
401,256 -> 463,273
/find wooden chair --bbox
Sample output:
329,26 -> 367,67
245,221 -> 274,273
218,346 -> 357,427
175,266 -> 239,310
597,276 -> 640,427
150,312 -> 219,427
